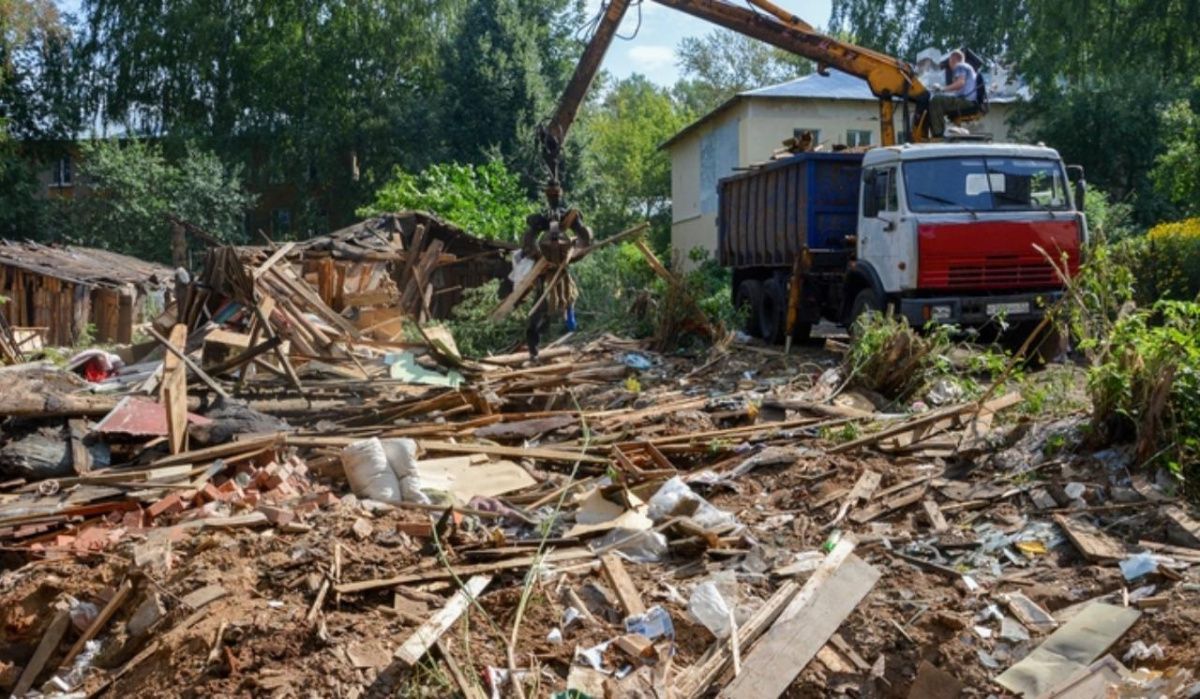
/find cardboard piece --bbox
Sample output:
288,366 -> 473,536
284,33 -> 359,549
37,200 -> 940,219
414,457 -> 537,502
565,489 -> 653,538
995,603 -> 1140,697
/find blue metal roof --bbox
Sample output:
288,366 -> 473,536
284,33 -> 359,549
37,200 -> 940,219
740,71 -> 874,101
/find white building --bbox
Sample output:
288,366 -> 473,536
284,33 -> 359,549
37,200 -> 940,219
664,71 -> 1021,267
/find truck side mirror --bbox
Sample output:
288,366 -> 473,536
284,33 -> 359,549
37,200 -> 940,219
1067,165 -> 1086,211
862,171 -> 879,218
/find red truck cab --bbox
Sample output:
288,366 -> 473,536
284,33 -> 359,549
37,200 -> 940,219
855,143 -> 1085,327
718,143 -> 1086,347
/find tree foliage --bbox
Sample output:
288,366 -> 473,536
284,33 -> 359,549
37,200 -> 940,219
1151,99 -> 1200,219
576,75 -> 690,249
62,140 -> 255,263
361,159 -> 535,243
672,30 -> 811,114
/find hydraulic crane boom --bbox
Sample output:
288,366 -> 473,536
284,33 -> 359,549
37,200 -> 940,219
530,0 -> 928,242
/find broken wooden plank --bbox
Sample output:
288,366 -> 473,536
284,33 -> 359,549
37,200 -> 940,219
335,548 -> 593,594
61,578 -> 134,668
673,578 -> 803,698
149,325 -> 231,401
1163,505 -> 1200,549
68,418 -> 91,475
394,575 -> 492,666
1054,513 -> 1128,563
721,542 -> 879,699
829,393 -> 1021,454
600,553 -> 646,617
12,609 -> 70,696
850,480 -> 929,524
830,469 -> 881,525
490,257 -> 550,321
160,324 -> 189,455
923,499 -> 950,533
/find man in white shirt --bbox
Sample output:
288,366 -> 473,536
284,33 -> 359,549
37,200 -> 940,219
928,50 -> 978,138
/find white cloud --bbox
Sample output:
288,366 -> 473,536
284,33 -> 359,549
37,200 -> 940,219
626,45 -> 676,71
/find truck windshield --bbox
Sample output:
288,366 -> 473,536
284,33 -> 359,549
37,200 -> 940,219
904,157 -> 1070,213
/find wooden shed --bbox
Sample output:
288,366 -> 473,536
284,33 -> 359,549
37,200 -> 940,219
0,241 -> 173,346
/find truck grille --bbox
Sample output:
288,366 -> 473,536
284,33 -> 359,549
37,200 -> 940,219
923,261 -> 1059,289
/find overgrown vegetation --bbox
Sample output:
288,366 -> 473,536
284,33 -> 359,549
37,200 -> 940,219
52,140 -> 255,263
844,311 -> 954,402
360,160 -> 536,243
1049,234 -> 1200,494
1087,302 -> 1200,484
443,280 -> 529,358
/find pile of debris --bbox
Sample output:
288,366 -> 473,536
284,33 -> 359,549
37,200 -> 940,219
1,217 -> 1199,698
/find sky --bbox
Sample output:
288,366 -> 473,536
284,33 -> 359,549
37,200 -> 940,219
584,0 -> 834,85
53,0 -> 834,87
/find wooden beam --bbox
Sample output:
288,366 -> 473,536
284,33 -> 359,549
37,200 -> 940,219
160,324 -> 189,455
11,610 -> 70,696
148,325 -> 231,400
721,542 -> 879,699
394,575 -> 492,665
61,578 -> 134,669
335,549 -> 593,595
600,553 -> 646,617
490,257 -> 550,321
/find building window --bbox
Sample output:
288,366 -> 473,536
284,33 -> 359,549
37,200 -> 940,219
793,128 -> 821,144
847,130 -> 872,147
51,155 -> 73,187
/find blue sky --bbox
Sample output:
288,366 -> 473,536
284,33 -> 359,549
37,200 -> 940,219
591,0 -> 833,85
54,0 -> 833,87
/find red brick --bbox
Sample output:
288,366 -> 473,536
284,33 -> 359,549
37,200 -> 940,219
147,494 -> 185,519
257,505 -> 296,526
197,483 -> 224,504
395,521 -> 433,538
122,510 -> 146,530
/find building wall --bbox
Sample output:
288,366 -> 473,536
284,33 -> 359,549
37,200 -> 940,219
668,97 -> 1018,268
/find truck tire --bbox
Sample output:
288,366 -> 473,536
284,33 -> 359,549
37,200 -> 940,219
848,288 -> 882,336
1023,321 -> 1067,367
734,280 -> 764,337
760,278 -> 787,344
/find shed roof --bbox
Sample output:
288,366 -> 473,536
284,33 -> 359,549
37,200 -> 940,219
0,241 -> 173,289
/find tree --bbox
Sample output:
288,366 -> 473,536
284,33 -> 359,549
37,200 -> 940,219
435,0 -> 585,189
577,74 -> 690,249
1151,98 -> 1200,220
79,0 -> 458,229
361,159 -> 536,242
672,29 -> 811,114
62,140 -> 255,263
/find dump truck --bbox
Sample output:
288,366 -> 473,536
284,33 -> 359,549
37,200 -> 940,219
718,143 -> 1087,355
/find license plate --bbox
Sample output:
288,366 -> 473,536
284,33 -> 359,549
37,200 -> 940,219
987,302 -> 1029,316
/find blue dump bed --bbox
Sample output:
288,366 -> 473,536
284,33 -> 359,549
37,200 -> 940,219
717,151 -> 863,268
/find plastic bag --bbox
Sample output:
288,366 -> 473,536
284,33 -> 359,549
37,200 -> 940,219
341,438 -> 402,504
590,528 -> 668,563
380,438 -> 430,504
688,571 -> 739,639
647,477 -> 735,530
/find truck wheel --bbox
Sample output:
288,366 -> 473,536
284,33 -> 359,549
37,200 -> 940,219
760,278 -> 788,344
734,280 -> 764,337
1023,321 -> 1067,367
848,288 -> 882,336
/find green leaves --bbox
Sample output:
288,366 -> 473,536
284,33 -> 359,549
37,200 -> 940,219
361,159 -> 535,243
62,140 -> 255,263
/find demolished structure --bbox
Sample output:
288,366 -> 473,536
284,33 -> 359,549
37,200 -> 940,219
0,213 -> 1198,698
